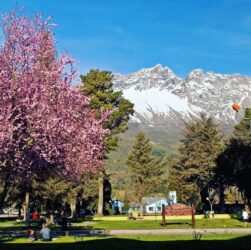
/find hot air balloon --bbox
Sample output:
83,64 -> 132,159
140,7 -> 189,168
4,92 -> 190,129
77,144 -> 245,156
232,103 -> 241,112
231,103 -> 251,120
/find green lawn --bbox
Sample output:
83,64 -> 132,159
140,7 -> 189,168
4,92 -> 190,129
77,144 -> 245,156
71,218 -> 249,230
1,234 -> 251,250
1,219 -> 251,250
0,218 -> 249,231
0,220 -> 39,231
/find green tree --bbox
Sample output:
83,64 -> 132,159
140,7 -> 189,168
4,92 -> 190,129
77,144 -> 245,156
125,131 -> 165,204
80,69 -> 134,215
39,177 -> 83,220
80,70 -> 134,152
169,114 -> 224,207
172,180 -> 200,205
217,108 -> 251,204
80,172 -> 111,213
232,108 -> 251,143
168,159 -> 200,205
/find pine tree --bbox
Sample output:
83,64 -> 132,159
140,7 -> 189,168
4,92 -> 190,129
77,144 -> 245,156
125,131 -> 165,202
217,108 -> 251,204
169,114 -> 224,206
168,159 -> 200,205
80,70 -> 134,152
80,70 -> 134,215
232,108 -> 251,143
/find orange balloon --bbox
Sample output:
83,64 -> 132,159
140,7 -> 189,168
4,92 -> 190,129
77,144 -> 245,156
232,103 -> 240,112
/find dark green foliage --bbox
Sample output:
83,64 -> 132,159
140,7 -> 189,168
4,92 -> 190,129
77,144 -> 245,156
80,69 -> 134,215
217,108 -> 251,204
125,131 -> 165,201
233,108 -> 251,143
168,158 -> 200,205
39,178 -> 71,212
105,128 -> 180,194
80,70 -> 134,152
81,172 -> 112,212
169,113 -> 224,205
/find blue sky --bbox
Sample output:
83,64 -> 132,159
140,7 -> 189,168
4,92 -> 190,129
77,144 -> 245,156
1,0 -> 251,77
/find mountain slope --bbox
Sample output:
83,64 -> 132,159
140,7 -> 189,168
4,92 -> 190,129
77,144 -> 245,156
113,64 -> 251,128
106,65 -> 251,186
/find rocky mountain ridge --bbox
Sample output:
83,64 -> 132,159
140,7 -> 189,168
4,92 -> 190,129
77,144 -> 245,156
106,65 -> 251,183
113,64 -> 251,129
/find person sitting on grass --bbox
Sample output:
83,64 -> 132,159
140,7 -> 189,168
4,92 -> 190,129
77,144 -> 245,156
40,224 -> 51,241
27,228 -> 36,242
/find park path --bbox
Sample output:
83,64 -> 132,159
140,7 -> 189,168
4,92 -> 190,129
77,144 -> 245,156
1,228 -> 251,237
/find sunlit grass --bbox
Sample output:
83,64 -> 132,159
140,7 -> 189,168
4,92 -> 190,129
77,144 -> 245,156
72,218 -> 249,229
0,218 -> 249,230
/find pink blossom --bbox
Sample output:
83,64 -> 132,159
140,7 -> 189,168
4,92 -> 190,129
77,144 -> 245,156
0,11 -> 110,185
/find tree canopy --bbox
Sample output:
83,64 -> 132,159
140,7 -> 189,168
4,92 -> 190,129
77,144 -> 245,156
169,114 -> 224,206
126,131 -> 165,201
80,69 -> 134,153
0,11 -> 109,205
217,108 -> 251,204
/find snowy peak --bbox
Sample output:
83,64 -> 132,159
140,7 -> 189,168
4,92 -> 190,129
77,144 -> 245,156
140,64 -> 176,78
123,87 -> 202,124
113,65 -> 251,127
113,64 -> 182,91
186,69 -> 204,81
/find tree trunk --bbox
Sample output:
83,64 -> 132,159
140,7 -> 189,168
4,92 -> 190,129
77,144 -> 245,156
218,185 -> 225,213
17,205 -> 22,220
70,201 -> 77,218
24,192 -> 30,226
0,171 -> 11,207
97,175 -> 104,216
139,202 -> 144,217
200,188 -> 209,211
23,204 -> 26,221
50,212 -> 54,224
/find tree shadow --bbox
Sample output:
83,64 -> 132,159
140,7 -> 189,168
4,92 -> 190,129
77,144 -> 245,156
1,234 -> 251,250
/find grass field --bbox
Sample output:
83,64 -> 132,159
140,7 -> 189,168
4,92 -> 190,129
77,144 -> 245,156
72,218 -> 248,229
1,234 -> 251,250
1,218 -> 251,249
0,218 -> 249,230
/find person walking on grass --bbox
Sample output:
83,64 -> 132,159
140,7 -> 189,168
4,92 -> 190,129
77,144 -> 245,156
242,209 -> 249,227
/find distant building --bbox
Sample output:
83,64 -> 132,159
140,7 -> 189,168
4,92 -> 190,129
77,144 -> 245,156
168,191 -> 177,204
142,197 -> 168,214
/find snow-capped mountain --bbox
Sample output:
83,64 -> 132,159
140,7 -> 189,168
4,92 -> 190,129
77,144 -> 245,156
113,64 -> 251,130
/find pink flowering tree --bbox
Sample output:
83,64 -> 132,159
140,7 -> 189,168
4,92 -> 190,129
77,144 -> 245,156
0,10 -> 109,212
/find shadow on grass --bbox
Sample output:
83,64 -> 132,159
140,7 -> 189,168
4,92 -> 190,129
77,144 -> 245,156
161,222 -> 192,227
1,235 -> 251,250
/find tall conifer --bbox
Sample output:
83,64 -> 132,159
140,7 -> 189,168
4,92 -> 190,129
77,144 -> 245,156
126,131 -> 165,202
169,114 -> 224,206
80,70 -> 134,215
217,108 -> 251,204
